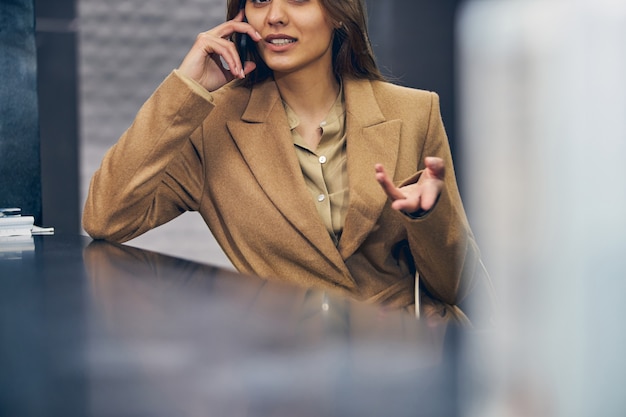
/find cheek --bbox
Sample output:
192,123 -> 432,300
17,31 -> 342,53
317,29 -> 335,52
317,22 -> 336,45
243,9 -> 263,31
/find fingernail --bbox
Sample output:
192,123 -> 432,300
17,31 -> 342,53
240,68 -> 245,78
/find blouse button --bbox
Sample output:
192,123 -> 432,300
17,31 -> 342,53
319,155 -> 327,164
317,194 -> 326,202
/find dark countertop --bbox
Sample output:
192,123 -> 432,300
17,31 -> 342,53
0,234 -> 478,417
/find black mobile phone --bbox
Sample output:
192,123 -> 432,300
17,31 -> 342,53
236,27 -> 249,64
236,0 -> 249,64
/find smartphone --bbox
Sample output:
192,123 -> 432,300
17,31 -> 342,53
236,27 -> 249,64
235,0 -> 250,64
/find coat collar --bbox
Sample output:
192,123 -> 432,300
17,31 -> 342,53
226,78 -> 402,274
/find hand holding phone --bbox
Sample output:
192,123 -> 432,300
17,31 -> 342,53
178,1 -> 258,89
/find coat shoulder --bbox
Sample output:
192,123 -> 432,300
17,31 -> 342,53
210,80 -> 251,105
369,80 -> 438,110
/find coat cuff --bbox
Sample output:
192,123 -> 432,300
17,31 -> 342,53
172,69 -> 215,103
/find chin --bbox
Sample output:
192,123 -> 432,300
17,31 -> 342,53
264,62 -> 300,75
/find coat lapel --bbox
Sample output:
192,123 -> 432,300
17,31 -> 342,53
225,78 -> 401,276
338,79 -> 402,259
226,80 -> 350,277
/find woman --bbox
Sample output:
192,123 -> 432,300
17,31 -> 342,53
83,0 -> 485,321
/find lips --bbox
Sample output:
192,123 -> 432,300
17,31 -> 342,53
265,34 -> 297,46
269,38 -> 296,46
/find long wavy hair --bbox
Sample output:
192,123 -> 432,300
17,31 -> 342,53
226,0 -> 385,86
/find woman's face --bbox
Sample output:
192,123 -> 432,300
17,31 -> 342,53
245,0 -> 336,78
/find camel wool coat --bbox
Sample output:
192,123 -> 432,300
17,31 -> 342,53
83,71 -> 482,312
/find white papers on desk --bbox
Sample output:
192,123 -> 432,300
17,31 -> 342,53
0,208 -> 55,237
0,215 -> 35,236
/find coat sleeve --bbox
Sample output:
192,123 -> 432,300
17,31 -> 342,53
82,71 -> 214,242
401,92 -> 482,307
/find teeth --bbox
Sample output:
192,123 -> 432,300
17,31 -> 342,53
270,39 -> 295,45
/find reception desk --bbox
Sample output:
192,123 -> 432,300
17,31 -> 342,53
0,235 -> 476,417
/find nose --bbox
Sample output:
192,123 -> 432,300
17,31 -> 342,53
266,0 -> 288,26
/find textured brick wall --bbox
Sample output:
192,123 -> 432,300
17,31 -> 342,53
79,0 -> 224,146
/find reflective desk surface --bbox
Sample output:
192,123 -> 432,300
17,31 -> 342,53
0,234 -> 483,417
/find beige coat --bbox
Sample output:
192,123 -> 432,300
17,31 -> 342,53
83,72 -> 482,312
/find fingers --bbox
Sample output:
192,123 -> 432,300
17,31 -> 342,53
418,157 -> 444,211
179,16 -> 262,84
223,21 -> 262,77
416,180 -> 440,212
243,60 -> 257,76
211,12 -> 261,41
233,9 -> 245,23
376,163 -> 443,214
202,22 -> 254,78
206,34 -> 246,78
376,164 -> 420,212
231,10 -> 263,41
424,156 -> 445,179
375,164 -> 405,201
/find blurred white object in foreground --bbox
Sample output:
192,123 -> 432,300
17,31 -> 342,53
458,0 -> 626,416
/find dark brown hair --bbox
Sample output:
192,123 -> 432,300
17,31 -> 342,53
226,0 -> 385,85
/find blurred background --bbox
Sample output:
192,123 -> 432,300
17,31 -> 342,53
4,0 -> 626,415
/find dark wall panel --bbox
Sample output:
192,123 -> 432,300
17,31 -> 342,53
366,0 -> 463,184
35,0 -> 80,233
0,0 -> 42,222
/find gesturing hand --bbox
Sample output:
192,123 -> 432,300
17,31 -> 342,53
375,157 -> 445,215
178,10 -> 262,92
